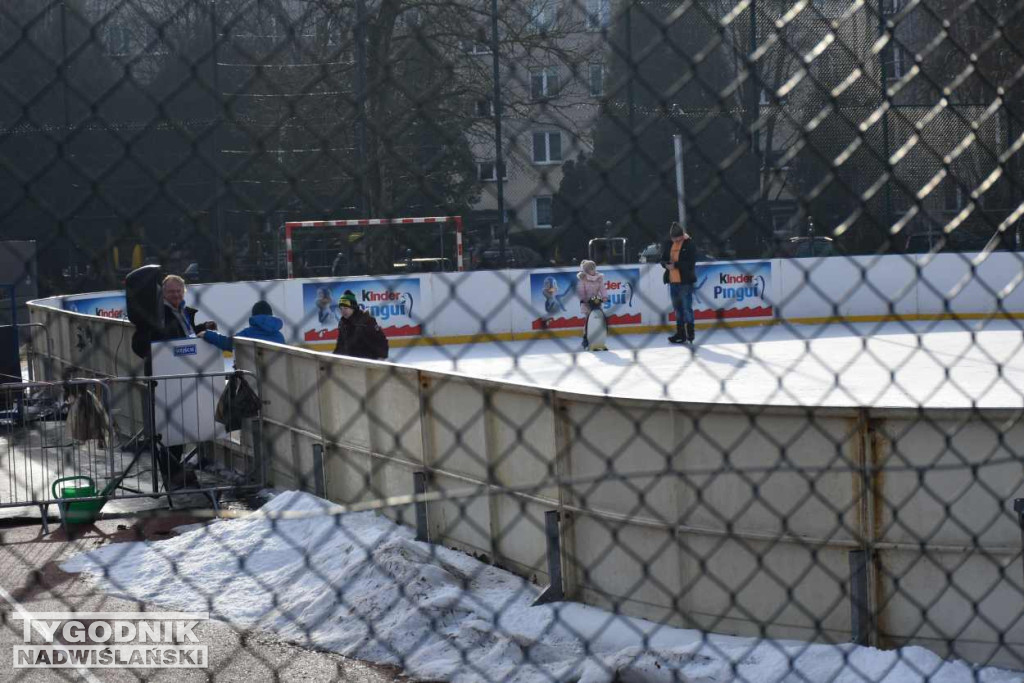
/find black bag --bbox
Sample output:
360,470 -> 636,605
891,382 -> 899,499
370,322 -> 389,360
215,374 -> 261,431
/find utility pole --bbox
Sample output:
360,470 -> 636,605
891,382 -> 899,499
878,0 -> 894,237
209,0 -> 225,279
491,0 -> 506,264
355,0 -> 369,216
1008,108 -> 1020,250
745,0 -> 763,256
624,0 -> 636,238
673,134 -> 686,226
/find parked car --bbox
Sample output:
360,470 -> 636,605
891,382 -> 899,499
780,236 -> 841,257
472,245 -> 544,269
638,243 -> 661,264
905,230 -> 1016,254
392,257 -> 452,273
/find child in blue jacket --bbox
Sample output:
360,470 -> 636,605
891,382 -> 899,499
200,301 -> 285,351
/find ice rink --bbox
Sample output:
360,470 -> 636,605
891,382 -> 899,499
392,319 -> 1024,409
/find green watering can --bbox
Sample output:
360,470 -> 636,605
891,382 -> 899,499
52,476 -> 106,525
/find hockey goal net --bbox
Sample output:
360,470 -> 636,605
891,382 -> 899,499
284,216 -> 464,278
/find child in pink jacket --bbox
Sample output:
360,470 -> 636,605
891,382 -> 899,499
577,260 -> 607,315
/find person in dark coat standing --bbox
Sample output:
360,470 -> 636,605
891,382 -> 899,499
332,290 -> 389,360
200,301 -> 286,352
662,222 -> 698,344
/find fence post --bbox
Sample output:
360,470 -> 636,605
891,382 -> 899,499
249,418 -> 264,486
413,471 -> 429,543
143,383 -> 159,494
849,549 -> 872,645
310,444 -> 326,497
533,510 -> 564,606
1013,499 -> 1024,587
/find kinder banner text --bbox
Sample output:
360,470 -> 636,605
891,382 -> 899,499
64,295 -> 127,319
675,261 -> 772,321
529,268 -> 642,330
301,278 -> 422,343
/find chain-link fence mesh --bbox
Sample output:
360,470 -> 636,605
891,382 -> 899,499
2,0 -> 1024,680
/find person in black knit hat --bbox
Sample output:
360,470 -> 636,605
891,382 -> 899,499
332,290 -> 389,360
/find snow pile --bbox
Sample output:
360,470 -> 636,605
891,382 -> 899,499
63,491 -> 1020,683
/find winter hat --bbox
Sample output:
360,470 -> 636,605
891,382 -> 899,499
338,290 -> 358,309
251,301 -> 273,317
669,222 -> 686,238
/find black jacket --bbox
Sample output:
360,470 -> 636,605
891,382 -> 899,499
662,239 -> 697,285
332,309 -> 389,360
131,302 -> 212,359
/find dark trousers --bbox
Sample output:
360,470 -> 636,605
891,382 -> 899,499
669,283 -> 695,325
144,372 -> 188,491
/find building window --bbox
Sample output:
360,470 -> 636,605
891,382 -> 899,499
881,0 -> 903,14
528,0 -> 556,31
461,31 -> 491,54
531,68 -> 560,100
107,25 -> 131,55
402,7 -> 421,27
882,42 -> 906,81
586,0 -> 610,29
532,131 -> 562,164
589,64 -> 604,97
477,161 -> 507,181
534,196 -> 553,227
475,98 -> 493,118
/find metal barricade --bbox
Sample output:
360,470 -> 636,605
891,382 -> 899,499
0,322 -> 53,383
0,370 -> 264,533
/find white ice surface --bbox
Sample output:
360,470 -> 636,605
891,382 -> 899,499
62,491 -> 1022,683
390,320 -> 1024,409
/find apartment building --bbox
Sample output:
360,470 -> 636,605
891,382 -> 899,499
461,0 -> 610,233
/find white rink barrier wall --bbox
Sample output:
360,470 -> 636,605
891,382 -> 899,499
54,252 -> 1024,352
30,252 -> 1024,670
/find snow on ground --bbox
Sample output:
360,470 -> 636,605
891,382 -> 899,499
391,319 -> 1024,409
63,491 -> 1021,683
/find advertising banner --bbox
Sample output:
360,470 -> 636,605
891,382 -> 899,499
301,278 -> 422,343
668,261 -> 772,321
63,295 -> 127,319
529,268 -> 641,330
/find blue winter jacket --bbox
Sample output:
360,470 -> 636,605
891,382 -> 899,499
201,314 -> 286,352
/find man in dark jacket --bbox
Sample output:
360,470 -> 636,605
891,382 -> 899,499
129,274 -> 217,490
662,222 -> 698,344
130,275 -> 217,359
332,290 -> 389,360
200,301 -> 285,351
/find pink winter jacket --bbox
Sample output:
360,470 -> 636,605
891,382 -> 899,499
577,272 -> 607,314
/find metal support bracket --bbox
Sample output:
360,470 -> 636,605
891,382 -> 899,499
413,471 -> 429,543
849,549 -> 872,645
533,510 -> 565,606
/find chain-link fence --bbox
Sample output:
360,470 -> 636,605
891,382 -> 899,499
2,0 -> 1024,680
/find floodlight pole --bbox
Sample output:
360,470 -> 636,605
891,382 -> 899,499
673,134 -> 686,226
355,0 -> 369,215
491,0 -> 507,264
